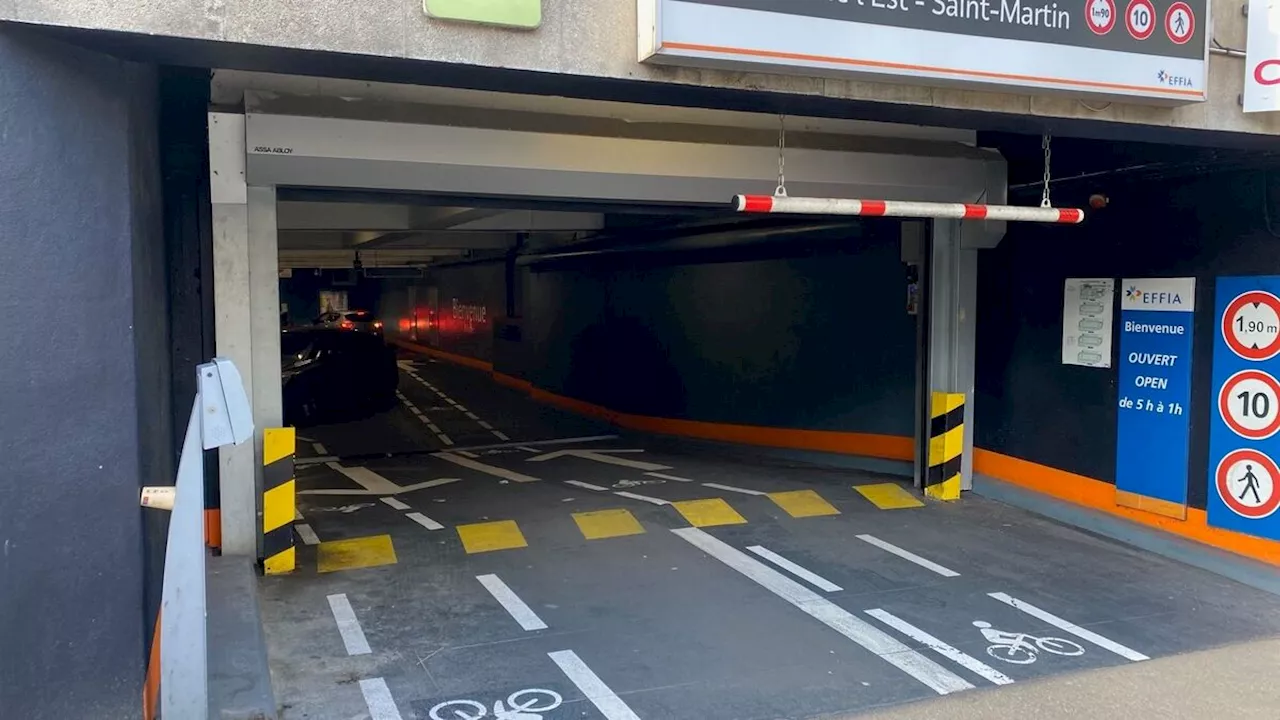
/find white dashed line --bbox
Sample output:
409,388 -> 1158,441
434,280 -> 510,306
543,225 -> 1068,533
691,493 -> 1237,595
989,592 -> 1150,662
358,678 -> 404,720
380,497 -> 411,511
311,442 -> 328,455
549,650 -> 641,720
565,480 -> 610,492
326,593 -> 371,656
465,412 -> 481,420
702,482 -> 766,496
457,450 -> 480,458
866,608 -> 1015,686
492,430 -> 511,441
477,574 -> 547,631
406,512 -> 445,531
856,534 -> 960,578
645,471 -> 694,482
747,545 -> 843,592
477,420 -> 494,430
437,434 -> 455,446
613,491 -> 670,506
296,523 -> 321,546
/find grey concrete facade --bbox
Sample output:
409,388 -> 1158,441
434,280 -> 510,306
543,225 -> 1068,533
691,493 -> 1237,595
0,28 -> 166,720
3,0 -> 1276,138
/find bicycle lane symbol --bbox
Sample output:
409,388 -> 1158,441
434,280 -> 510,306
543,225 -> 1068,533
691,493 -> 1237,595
427,688 -> 564,720
973,621 -> 1086,664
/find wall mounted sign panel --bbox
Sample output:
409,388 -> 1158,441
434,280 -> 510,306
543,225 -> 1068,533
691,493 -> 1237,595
639,0 -> 1208,103
1243,0 -> 1280,112
424,0 -> 540,29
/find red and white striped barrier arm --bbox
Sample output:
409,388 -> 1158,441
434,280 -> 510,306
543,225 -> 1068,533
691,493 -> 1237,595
734,195 -> 1084,224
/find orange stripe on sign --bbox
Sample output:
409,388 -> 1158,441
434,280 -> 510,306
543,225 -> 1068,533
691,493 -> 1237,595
974,449 -> 1280,566
963,204 -> 988,220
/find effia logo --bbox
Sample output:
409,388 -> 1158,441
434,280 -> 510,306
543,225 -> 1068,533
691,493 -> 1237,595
1128,285 -> 1184,307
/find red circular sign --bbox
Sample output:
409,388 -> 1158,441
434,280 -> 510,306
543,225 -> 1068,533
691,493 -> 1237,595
1222,290 -> 1280,361
1125,0 -> 1155,39
1165,1 -> 1194,44
1218,369 -> 1280,439
1087,0 -> 1117,34
1216,448 -> 1280,519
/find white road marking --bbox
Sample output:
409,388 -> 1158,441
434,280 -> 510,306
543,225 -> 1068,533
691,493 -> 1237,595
326,593 -> 371,656
294,508 -> 304,521
437,433 -> 455,447
518,446 -> 540,453
326,463 -> 403,495
548,650 -> 641,720
406,512 -> 445,531
453,403 -> 470,412
527,449 -> 672,472
702,482 -> 766,496
400,478 -> 462,492
672,528 -> 972,695
457,450 -> 480,458
311,442 -> 328,455
410,408 -> 424,417
746,546 -> 843,592
380,497 -> 411,511
425,422 -> 442,432
866,609 -> 1015,685
466,412 -> 481,420
296,523 -> 321,546
358,678 -> 404,720
614,491 -> 670,506
492,430 -> 511,441
645,471 -> 694,483
565,480 -> 610,492
477,420 -> 494,430
298,435 -> 315,442
435,452 -> 540,483
988,592 -> 1150,662
477,574 -> 547,631
856,534 -> 961,578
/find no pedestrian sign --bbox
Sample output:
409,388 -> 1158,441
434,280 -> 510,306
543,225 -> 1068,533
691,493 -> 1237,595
1208,276 -> 1280,539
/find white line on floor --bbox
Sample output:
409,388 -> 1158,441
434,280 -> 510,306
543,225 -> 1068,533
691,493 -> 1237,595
492,430 -> 511,441
746,545 -> 843,592
477,574 -> 547,631
457,450 -> 479,458
988,592 -> 1150,662
477,420 -> 494,430
380,497 -> 411,511
406,512 -> 445,531
358,678 -> 404,720
425,422 -> 442,432
311,442 -> 328,455
465,412 -> 480,420
437,433 -> 455,447
548,650 -> 641,720
410,408 -> 424,417
326,462 -> 403,495
865,608 -> 1015,686
298,435 -> 315,443
645,471 -> 694,482
454,404 -> 470,412
435,452 -> 540,483
672,528 -> 972,695
518,446 -> 540,453
399,478 -> 462,492
856,534 -> 961,578
614,491 -> 670,506
702,482 -> 766,496
565,480 -> 610,492
326,593 -> 371,656
296,523 -> 321,546
294,508 -> 304,521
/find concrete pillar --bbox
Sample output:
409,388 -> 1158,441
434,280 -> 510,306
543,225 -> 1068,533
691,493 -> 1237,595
915,219 -> 979,494
248,185 -> 283,449
209,112 -> 257,555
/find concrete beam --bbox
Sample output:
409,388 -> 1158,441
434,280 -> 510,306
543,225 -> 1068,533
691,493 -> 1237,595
451,211 -> 605,231
276,202 -> 410,230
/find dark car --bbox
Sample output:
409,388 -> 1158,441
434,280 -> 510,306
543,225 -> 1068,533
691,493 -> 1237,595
281,327 -> 399,426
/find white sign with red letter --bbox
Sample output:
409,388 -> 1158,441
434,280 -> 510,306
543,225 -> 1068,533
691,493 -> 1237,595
1245,0 -> 1280,112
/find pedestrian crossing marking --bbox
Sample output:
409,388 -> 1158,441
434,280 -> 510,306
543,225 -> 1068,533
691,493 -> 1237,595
317,534 -> 398,573
854,483 -> 925,510
673,498 -> 748,527
769,490 -> 841,518
572,509 -> 646,540
457,520 -> 529,553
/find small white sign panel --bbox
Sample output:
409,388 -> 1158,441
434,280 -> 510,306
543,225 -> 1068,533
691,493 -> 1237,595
1063,278 -> 1115,368
1244,0 -> 1280,113
1120,277 -> 1196,312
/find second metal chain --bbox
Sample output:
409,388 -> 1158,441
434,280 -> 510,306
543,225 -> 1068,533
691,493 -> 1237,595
775,114 -> 788,197
1040,131 -> 1053,208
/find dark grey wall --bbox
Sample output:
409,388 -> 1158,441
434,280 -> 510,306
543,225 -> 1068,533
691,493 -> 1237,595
0,28 -> 166,718
976,168 -> 1280,511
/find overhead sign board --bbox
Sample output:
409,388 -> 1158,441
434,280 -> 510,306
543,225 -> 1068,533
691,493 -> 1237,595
1244,0 -> 1280,112
639,0 -> 1208,103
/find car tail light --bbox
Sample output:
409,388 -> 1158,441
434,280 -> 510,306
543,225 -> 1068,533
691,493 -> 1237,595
373,321 -> 383,329
340,320 -> 354,330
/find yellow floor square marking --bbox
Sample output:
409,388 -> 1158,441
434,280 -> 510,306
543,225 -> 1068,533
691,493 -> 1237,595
317,534 -> 398,574
572,509 -> 646,540
673,498 -> 748,527
769,489 -> 841,518
457,520 -> 528,553
854,483 -> 925,510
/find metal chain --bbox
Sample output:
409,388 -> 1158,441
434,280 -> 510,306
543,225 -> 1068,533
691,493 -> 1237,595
775,114 -> 788,197
1040,131 -> 1053,208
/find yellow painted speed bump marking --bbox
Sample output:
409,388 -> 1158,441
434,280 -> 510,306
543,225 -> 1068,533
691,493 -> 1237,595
457,520 -> 528,553
769,490 -> 841,518
854,483 -> 925,510
673,498 -> 748,527
572,509 -> 646,540
317,534 -> 398,573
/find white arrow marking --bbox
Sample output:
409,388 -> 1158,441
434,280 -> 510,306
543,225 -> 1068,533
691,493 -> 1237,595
525,449 -> 672,472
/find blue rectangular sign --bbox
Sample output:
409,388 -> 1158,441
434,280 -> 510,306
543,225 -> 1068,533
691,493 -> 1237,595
1116,278 -> 1196,510
1207,276 -> 1280,540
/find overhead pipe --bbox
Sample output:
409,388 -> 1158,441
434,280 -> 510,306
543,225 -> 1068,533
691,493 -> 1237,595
734,195 -> 1085,224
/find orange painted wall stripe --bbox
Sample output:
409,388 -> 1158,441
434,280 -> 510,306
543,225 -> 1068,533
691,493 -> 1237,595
661,41 -> 1204,98
389,337 -> 494,372
975,449 -> 1280,566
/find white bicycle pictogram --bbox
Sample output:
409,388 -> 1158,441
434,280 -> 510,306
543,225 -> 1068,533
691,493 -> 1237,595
973,620 -> 1085,664
428,688 -> 563,720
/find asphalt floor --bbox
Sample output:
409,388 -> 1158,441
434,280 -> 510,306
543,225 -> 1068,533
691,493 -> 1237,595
260,353 -> 1280,720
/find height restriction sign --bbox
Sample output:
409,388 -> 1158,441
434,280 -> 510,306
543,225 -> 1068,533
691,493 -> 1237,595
1208,276 -> 1280,539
